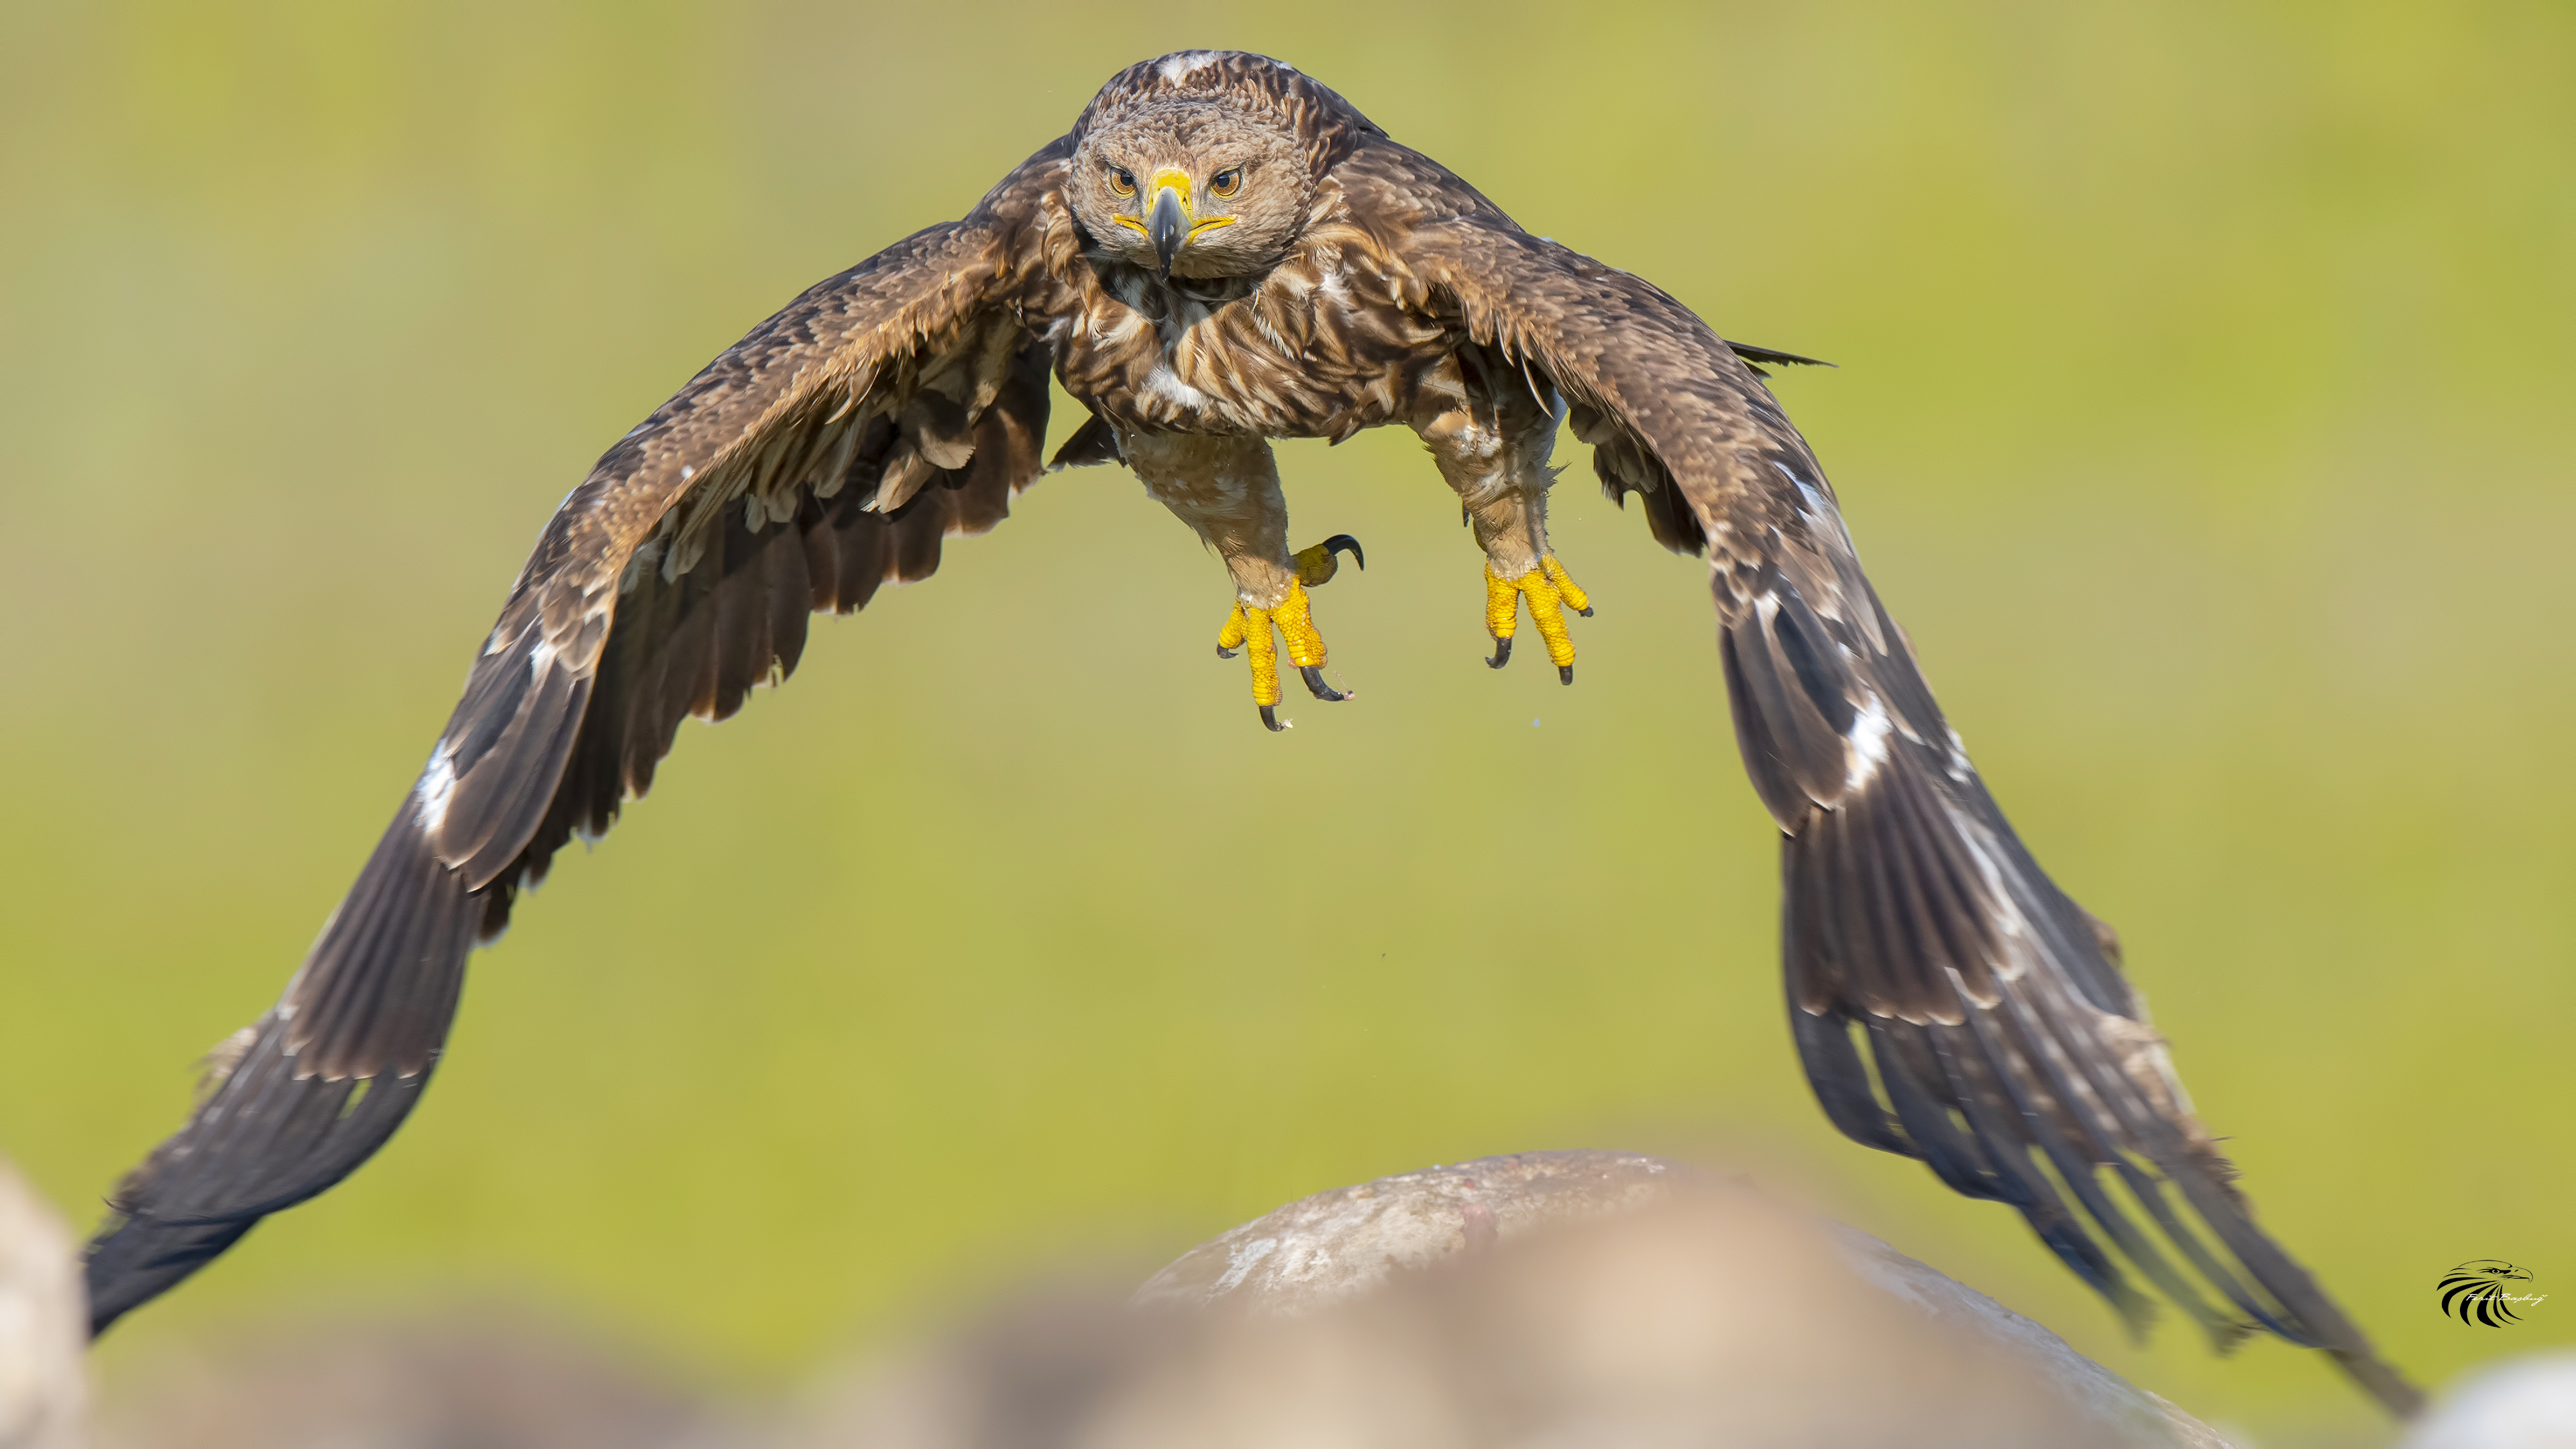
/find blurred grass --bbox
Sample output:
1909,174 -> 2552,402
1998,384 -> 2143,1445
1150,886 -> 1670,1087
2,0 -> 2571,1441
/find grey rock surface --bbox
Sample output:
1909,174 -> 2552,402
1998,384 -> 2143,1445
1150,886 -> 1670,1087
1827,1219 -> 2231,1449
798,1150 -> 2229,1447
1134,1148 -> 1686,1316
1137,1149 -> 2229,1449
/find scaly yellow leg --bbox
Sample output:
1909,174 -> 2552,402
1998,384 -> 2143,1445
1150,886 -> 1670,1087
1485,553 -> 1595,684
1216,575 -> 1354,731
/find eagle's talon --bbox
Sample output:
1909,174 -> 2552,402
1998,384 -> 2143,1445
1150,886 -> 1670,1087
1485,555 -> 1590,678
1219,580 -> 1336,724
1258,704 -> 1285,732
1292,533 -> 1368,587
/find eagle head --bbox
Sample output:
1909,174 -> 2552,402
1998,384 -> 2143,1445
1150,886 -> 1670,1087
1068,57 -> 1316,283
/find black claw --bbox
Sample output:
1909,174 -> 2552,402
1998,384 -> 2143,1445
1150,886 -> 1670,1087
1576,606 -> 1594,618
1320,533 -> 1366,572
1487,638 -> 1513,669
1558,664 -> 1574,685
1217,645 -> 1238,659
1258,704 -> 1285,732
1299,665 -> 1346,702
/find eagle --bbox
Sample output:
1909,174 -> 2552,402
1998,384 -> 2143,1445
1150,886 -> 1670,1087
84,50 -> 2418,1417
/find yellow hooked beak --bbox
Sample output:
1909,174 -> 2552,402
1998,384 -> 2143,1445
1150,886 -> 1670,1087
1115,168 -> 1236,279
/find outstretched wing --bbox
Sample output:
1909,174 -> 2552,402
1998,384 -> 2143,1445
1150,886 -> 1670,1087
85,140 -> 1075,1334
1358,142 -> 2422,1417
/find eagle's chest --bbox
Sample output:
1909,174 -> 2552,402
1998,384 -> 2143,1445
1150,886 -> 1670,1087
1045,254 -> 1453,440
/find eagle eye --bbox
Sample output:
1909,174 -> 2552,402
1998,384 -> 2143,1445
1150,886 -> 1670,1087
1110,167 -> 1136,197
1208,167 -> 1243,199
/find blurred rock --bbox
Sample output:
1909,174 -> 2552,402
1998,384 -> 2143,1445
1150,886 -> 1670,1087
786,1281 -> 1191,1449
2402,1350 -> 2576,1449
0,1155 -> 85,1449
802,1150 -> 2226,1448
92,1306 -> 744,1449
66,1150 -> 2251,1447
1825,1218 -> 2229,1449
1135,1148 -> 1686,1315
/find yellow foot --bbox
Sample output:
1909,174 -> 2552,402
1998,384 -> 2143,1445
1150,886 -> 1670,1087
1218,576 -> 1354,731
1485,554 -> 1593,684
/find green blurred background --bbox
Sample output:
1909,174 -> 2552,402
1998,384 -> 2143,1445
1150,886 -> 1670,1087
3,0 -> 2569,1440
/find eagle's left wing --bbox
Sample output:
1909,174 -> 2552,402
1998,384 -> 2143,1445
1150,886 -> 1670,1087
83,139 -> 1080,1333
1353,141 -> 2421,1419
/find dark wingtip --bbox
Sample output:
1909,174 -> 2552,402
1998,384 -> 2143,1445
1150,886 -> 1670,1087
2338,1350 -> 2428,1421
1048,414 -> 1124,470
85,1212 -> 260,1338
1727,340 -> 1836,370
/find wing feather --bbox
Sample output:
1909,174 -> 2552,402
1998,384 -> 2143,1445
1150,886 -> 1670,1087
1363,138 -> 2422,1417
85,141 -> 1076,1334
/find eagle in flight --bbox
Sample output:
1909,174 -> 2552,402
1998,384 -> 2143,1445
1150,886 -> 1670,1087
86,51 -> 2418,1416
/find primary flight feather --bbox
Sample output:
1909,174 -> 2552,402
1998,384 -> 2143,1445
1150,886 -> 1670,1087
85,50 -> 2418,1418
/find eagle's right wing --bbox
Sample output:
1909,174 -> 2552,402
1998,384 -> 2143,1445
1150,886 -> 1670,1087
85,138 -> 1081,1334
1356,138 -> 2422,1418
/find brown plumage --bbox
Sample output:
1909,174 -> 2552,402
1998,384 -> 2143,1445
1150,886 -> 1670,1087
84,50 -> 2419,1419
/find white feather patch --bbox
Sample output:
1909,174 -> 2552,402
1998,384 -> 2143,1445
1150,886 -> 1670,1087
1772,460 -> 1829,521
1846,693 -> 1894,788
415,742 -> 458,833
1144,366 -> 1211,411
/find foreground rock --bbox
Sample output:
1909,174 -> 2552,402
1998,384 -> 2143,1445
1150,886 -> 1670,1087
0,1156 -> 85,1449
806,1150 -> 2224,1448
91,1307 -> 738,1449
1136,1150 -> 2224,1446
57,1148 -> 2276,1446
2401,1350 -> 2576,1449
